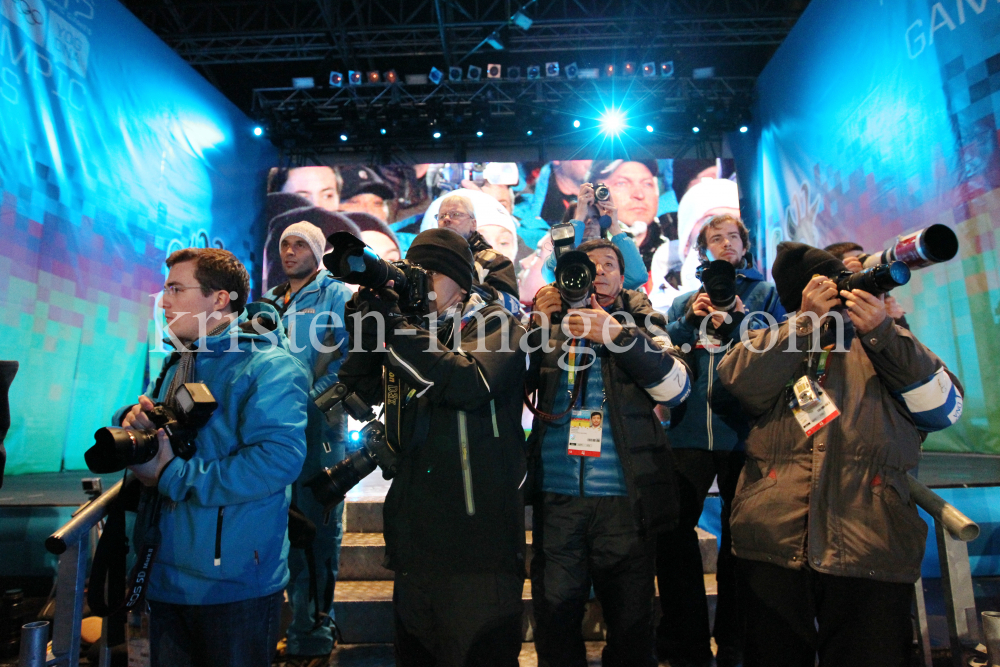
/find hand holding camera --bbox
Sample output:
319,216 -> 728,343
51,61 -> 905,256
575,183 -> 619,235
839,288 -> 887,334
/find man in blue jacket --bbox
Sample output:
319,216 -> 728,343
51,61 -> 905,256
658,214 -> 785,667
120,248 -> 308,667
260,221 -> 353,664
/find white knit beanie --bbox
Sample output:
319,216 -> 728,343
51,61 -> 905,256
280,221 -> 326,268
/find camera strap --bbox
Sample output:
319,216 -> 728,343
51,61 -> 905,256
125,494 -> 163,611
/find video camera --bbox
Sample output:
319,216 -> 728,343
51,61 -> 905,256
551,251 -> 597,324
325,232 -> 431,316
307,383 -> 400,512
85,383 -> 217,474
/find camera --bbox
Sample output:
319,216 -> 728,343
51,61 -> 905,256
325,232 -> 431,315
696,260 -> 738,312
85,383 -> 217,474
593,182 -> 610,202
834,261 -> 911,298
551,250 -> 596,324
307,383 -> 400,511
582,182 -> 613,231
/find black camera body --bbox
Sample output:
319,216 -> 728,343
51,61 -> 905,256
593,182 -> 610,202
551,250 -> 596,324
85,383 -> 217,474
325,231 -> 431,315
834,261 -> 911,299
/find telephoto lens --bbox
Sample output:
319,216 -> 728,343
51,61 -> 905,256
699,260 -> 738,311
836,261 -> 911,298
305,420 -> 396,511
552,251 -> 596,324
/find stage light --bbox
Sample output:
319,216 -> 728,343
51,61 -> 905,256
545,62 -> 559,77
467,65 -> 482,81
340,134 -> 348,141
642,62 -> 656,77
253,126 -> 263,137
645,125 -> 654,133
449,66 -> 462,82
384,70 -> 398,84
367,71 -> 380,83
476,130 -> 483,137
512,10 -> 533,30
486,31 -> 504,50
429,67 -> 444,85
329,71 -> 344,87
487,64 -> 502,79
573,119 -> 581,128
526,130 -> 533,136
623,62 -> 636,76
433,131 -> 442,139
380,128 -> 387,135
527,65 -> 540,80
692,126 -> 700,133
600,109 -> 626,135
349,430 -> 361,442
348,71 -> 362,85
692,66 -> 715,80
292,77 -> 315,89
739,125 -> 748,133
661,61 -> 674,78
507,66 -> 521,80
604,64 -> 614,77
405,73 -> 428,85
565,62 -> 578,79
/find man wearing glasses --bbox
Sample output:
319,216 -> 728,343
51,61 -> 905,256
119,248 -> 308,667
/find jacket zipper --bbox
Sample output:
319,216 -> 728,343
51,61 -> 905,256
706,350 -> 715,451
457,411 -> 476,516
214,507 -> 224,566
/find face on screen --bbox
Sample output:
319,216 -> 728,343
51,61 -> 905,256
478,224 -> 517,263
281,167 -> 340,212
340,193 -> 389,221
606,162 -> 658,225
361,230 -> 400,262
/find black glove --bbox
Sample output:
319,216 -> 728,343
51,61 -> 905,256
346,288 -> 405,352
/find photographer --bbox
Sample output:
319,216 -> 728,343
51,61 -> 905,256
717,242 -> 963,667
338,228 -> 528,666
526,239 -> 692,667
260,222 -> 353,663
825,241 -> 909,328
118,248 -> 309,667
657,214 -> 785,667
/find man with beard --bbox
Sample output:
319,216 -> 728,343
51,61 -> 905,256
260,222 -> 352,666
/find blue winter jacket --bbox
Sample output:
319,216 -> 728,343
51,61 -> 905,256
665,266 -> 785,451
120,303 -> 309,605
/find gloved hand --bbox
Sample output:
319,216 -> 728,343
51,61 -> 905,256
346,288 -> 405,352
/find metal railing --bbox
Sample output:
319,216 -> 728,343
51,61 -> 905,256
19,477 -> 126,667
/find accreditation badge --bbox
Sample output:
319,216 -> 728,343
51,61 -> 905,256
791,389 -> 840,436
568,408 -> 604,457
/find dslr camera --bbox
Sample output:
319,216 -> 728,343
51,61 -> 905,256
696,260 -> 739,312
325,231 -> 431,315
583,182 -> 613,231
834,261 -> 910,299
550,250 -> 597,324
85,383 -> 217,474
307,383 -> 400,511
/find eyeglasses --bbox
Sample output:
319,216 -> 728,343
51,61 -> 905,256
435,211 -> 472,222
161,284 -> 203,297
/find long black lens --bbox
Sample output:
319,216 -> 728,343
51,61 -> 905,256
305,447 -> 379,512
325,231 -> 406,290
85,427 -> 159,474
840,261 -> 911,297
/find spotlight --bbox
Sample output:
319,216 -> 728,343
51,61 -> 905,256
507,66 -> 521,80
449,66 -> 462,82
645,125 -> 654,132
692,66 -> 715,80
692,126 -> 700,133
739,125 -> 748,133
384,69 -> 398,84
603,64 -> 614,77
526,130 -> 533,136
253,126 -> 263,137
642,62 -> 656,77
467,65 -> 482,81
487,64 -> 502,79
545,62 -> 559,77
661,61 -> 674,78
486,32 -> 504,50
380,128 -> 387,135
292,77 -> 315,89
572,119 -> 581,128
512,10 -> 533,30
565,62 -> 578,79
476,130 -> 483,137
599,109 -> 625,135
429,67 -> 444,85
527,65 -> 541,80
433,131 -> 442,139
623,62 -> 636,76
367,71 -> 380,83
348,71 -> 362,85
349,430 -> 361,442
340,134 -> 348,141
329,71 -> 344,87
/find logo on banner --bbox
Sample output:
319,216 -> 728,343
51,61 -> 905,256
783,181 -> 822,246
1,0 -> 47,47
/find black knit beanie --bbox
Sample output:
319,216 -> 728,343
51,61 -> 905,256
406,228 -> 474,294
771,242 -> 847,312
